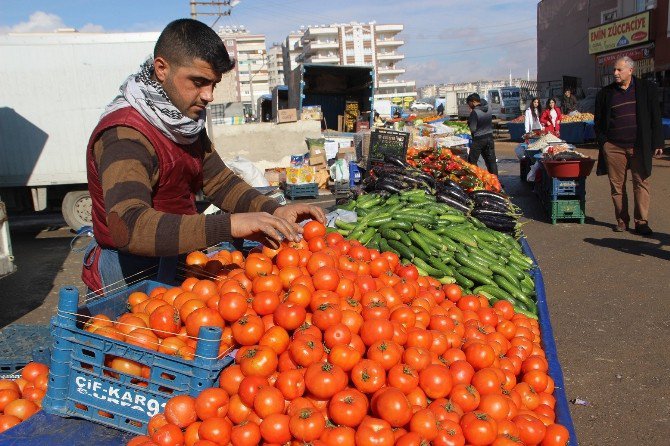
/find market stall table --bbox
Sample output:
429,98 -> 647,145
0,410 -> 132,445
559,122 -> 586,144
507,122 -> 525,142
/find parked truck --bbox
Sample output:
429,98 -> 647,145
434,91 -> 458,118
457,87 -> 523,121
288,64 -> 375,130
0,198 -> 15,278
0,31 -> 159,230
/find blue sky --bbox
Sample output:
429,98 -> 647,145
0,0 -> 538,86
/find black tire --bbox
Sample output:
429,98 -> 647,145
62,190 -> 92,231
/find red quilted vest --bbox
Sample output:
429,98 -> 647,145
86,107 -> 205,249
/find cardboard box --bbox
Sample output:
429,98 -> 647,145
285,166 -> 316,185
336,146 -> 356,160
309,148 -> 327,167
301,105 -> 323,121
264,168 -> 286,187
277,108 -> 298,124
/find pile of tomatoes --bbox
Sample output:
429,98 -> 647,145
118,221 -> 569,446
0,362 -> 49,434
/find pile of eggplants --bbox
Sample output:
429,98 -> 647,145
365,156 -> 436,195
470,191 -> 522,234
365,156 -> 521,235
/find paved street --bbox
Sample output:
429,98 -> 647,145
1,141 -> 668,445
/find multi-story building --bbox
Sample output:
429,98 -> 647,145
282,22 -> 417,106
282,31 -> 304,85
215,26 -> 270,116
267,44 -> 284,89
537,0 -> 668,90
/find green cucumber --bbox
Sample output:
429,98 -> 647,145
473,285 -> 518,306
357,227 -> 376,245
428,257 -> 454,275
412,257 -> 445,277
514,308 -> 538,320
379,220 -> 413,231
395,230 -> 412,247
493,276 -> 535,307
367,233 -> 381,250
380,228 -> 402,241
387,240 -> 414,260
454,253 -> 493,277
335,219 -> 356,230
458,267 -> 495,286
367,215 -> 393,227
442,228 -> 478,248
488,264 -> 521,287
379,238 -> 396,255
408,244 -> 431,263
413,223 -> 447,246
357,197 -> 383,209
438,276 -> 457,284
453,270 -> 474,289
408,231 -> 436,256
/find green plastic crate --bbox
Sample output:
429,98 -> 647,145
546,199 -> 585,225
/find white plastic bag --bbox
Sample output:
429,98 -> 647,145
329,159 -> 350,182
527,161 -> 541,182
225,156 -> 270,187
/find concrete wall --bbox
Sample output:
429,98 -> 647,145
210,120 -> 323,171
537,0 -> 617,88
654,0 -> 670,72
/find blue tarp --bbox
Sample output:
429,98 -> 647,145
583,120 -> 595,141
662,118 -> 670,139
560,122 -> 586,144
508,122 -> 525,142
0,411 -> 132,445
0,239 -> 579,445
521,238 -> 579,446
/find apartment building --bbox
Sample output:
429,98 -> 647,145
267,44 -> 284,89
282,22 -> 416,105
215,27 -> 270,115
281,31 -> 304,85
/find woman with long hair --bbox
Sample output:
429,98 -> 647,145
524,97 -> 542,133
540,97 -> 562,135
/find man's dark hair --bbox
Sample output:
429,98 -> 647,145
155,18 -> 236,74
466,93 -> 480,104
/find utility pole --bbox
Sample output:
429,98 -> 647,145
190,0 -> 240,27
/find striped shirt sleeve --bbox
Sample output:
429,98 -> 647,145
95,126 -> 232,256
200,136 -> 281,215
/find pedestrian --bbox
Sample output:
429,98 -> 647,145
466,93 -> 498,175
594,56 -> 664,235
540,98 -> 562,136
373,111 -> 384,128
524,97 -> 542,134
437,102 -> 445,116
561,88 -> 578,115
82,19 -> 324,295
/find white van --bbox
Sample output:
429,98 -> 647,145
457,87 -> 521,120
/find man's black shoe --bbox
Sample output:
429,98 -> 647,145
634,223 -> 653,236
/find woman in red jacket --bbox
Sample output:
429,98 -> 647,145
540,97 -> 562,136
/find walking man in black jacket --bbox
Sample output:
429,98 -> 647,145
467,93 -> 498,175
594,56 -> 664,235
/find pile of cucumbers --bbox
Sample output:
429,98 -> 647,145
334,190 -> 539,318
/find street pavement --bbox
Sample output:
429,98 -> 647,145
1,141 -> 668,445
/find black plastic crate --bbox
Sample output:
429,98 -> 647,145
285,183 -> 319,200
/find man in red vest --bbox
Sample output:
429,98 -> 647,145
83,19 -> 324,295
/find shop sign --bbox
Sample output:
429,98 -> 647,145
595,43 -> 655,66
589,11 -> 650,54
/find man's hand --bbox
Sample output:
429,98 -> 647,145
273,203 -> 326,226
230,212 -> 301,248
654,148 -> 664,158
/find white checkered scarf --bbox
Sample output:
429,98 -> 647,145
102,56 -> 205,145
